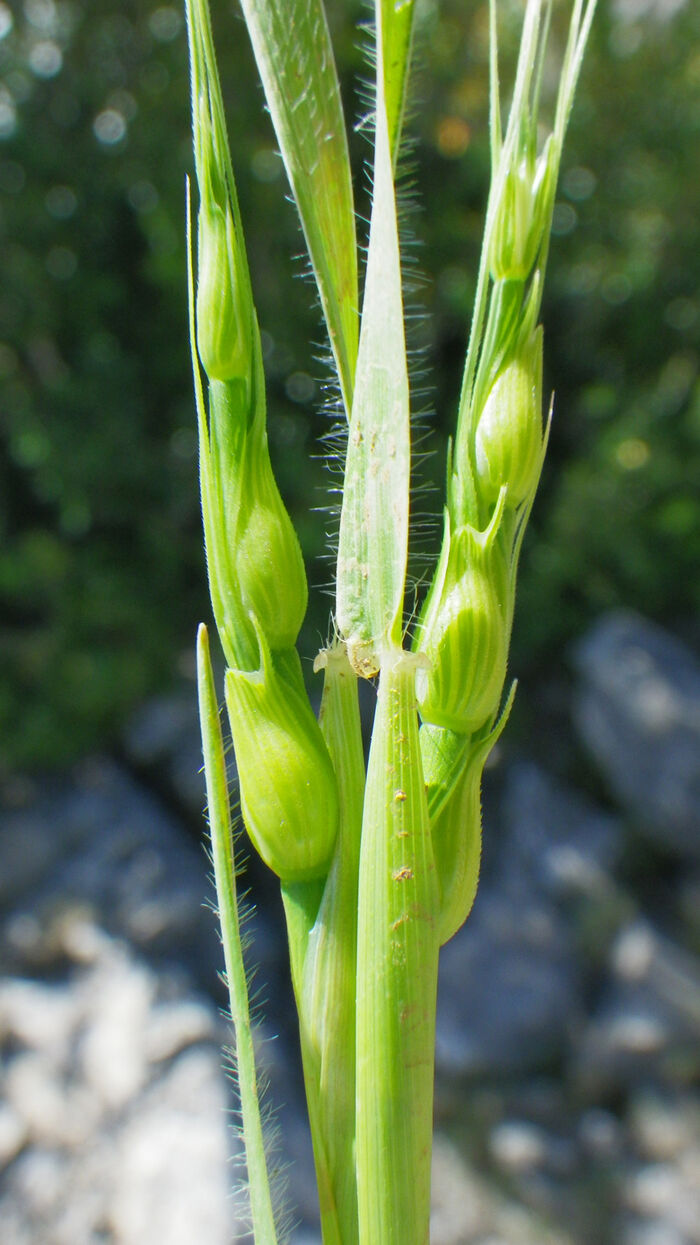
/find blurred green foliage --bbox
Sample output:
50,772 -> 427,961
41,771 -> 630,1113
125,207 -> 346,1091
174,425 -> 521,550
0,0 -> 698,767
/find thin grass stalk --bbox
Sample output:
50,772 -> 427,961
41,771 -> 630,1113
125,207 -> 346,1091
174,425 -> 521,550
280,881 -> 344,1245
355,648 -> 439,1245
197,625 -> 280,1244
304,644 -> 365,1241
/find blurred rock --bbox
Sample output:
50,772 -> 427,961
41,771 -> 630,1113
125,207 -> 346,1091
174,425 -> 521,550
574,920 -> 700,1093
109,1047 -> 237,1245
573,612 -> 700,859
0,757 -> 220,988
123,690 -> 209,818
430,1135 -> 488,1243
677,870 -> 700,948
0,925 -> 241,1245
0,757 -> 296,1244
629,1091 -> 699,1163
500,761 -> 623,904
430,1133 -> 576,1245
436,762 -> 625,1079
489,1120 -> 550,1172
436,885 -> 580,1076
577,1107 -> 624,1161
619,1219 -> 692,1245
500,761 -> 631,966
618,1088 -> 700,1245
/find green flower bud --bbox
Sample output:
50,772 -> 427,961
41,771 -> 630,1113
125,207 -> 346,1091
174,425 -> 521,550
225,629 -> 339,882
474,325 -> 543,509
203,377 -> 307,663
195,93 -> 254,386
188,3 -> 254,387
196,194 -> 254,386
233,420 -> 308,652
416,502 -> 509,733
489,133 -> 558,282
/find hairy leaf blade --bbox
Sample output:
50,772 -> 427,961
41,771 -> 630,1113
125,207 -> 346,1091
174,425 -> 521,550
238,0 -> 358,415
378,0 -> 417,166
335,76 -> 410,673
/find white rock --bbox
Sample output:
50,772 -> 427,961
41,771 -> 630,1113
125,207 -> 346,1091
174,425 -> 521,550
0,1102 -> 27,1165
5,1053 -> 98,1147
144,998 -> 217,1064
76,948 -> 154,1110
489,1121 -> 548,1172
108,1048 -> 236,1245
0,978 -> 78,1058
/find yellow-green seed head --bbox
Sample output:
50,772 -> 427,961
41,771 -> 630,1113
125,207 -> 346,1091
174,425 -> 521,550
489,133 -> 558,283
474,325 -> 543,509
233,425 -> 308,651
225,631 -> 339,882
416,508 -> 509,733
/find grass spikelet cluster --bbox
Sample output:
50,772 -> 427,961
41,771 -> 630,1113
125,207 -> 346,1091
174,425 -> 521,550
187,2 -> 597,1241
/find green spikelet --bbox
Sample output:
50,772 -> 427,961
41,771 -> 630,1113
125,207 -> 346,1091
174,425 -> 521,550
224,623 -> 339,883
489,132 -> 558,283
415,495 -> 509,734
188,0 -> 254,389
230,398 -> 308,653
474,325 -> 544,509
187,0 -> 308,671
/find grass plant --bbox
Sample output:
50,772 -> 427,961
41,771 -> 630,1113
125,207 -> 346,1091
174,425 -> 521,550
186,1 -> 597,1241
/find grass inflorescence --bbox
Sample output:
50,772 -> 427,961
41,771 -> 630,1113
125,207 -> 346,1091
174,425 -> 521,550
186,1 -> 597,1241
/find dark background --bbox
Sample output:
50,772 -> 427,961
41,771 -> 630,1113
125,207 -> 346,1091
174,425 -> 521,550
1,0 -> 698,771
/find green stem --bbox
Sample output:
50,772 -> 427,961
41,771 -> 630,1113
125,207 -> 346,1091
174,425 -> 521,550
196,625 -> 279,1245
305,644 -> 365,1243
355,648 -> 440,1245
281,880 -> 344,1245
282,643 -> 365,1244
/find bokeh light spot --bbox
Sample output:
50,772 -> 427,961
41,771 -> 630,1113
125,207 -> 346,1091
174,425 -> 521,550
615,437 -> 650,470
435,115 -> 471,159
93,109 -> 127,146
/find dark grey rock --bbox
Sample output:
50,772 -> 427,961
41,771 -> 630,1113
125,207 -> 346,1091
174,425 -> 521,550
577,1107 -> 624,1160
677,870 -> 700,945
0,757 -> 220,987
497,761 -> 632,973
436,886 -> 580,1077
436,762 -> 626,1079
124,691 -> 199,768
123,690 -> 209,817
500,761 -> 623,903
573,612 -> 700,859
